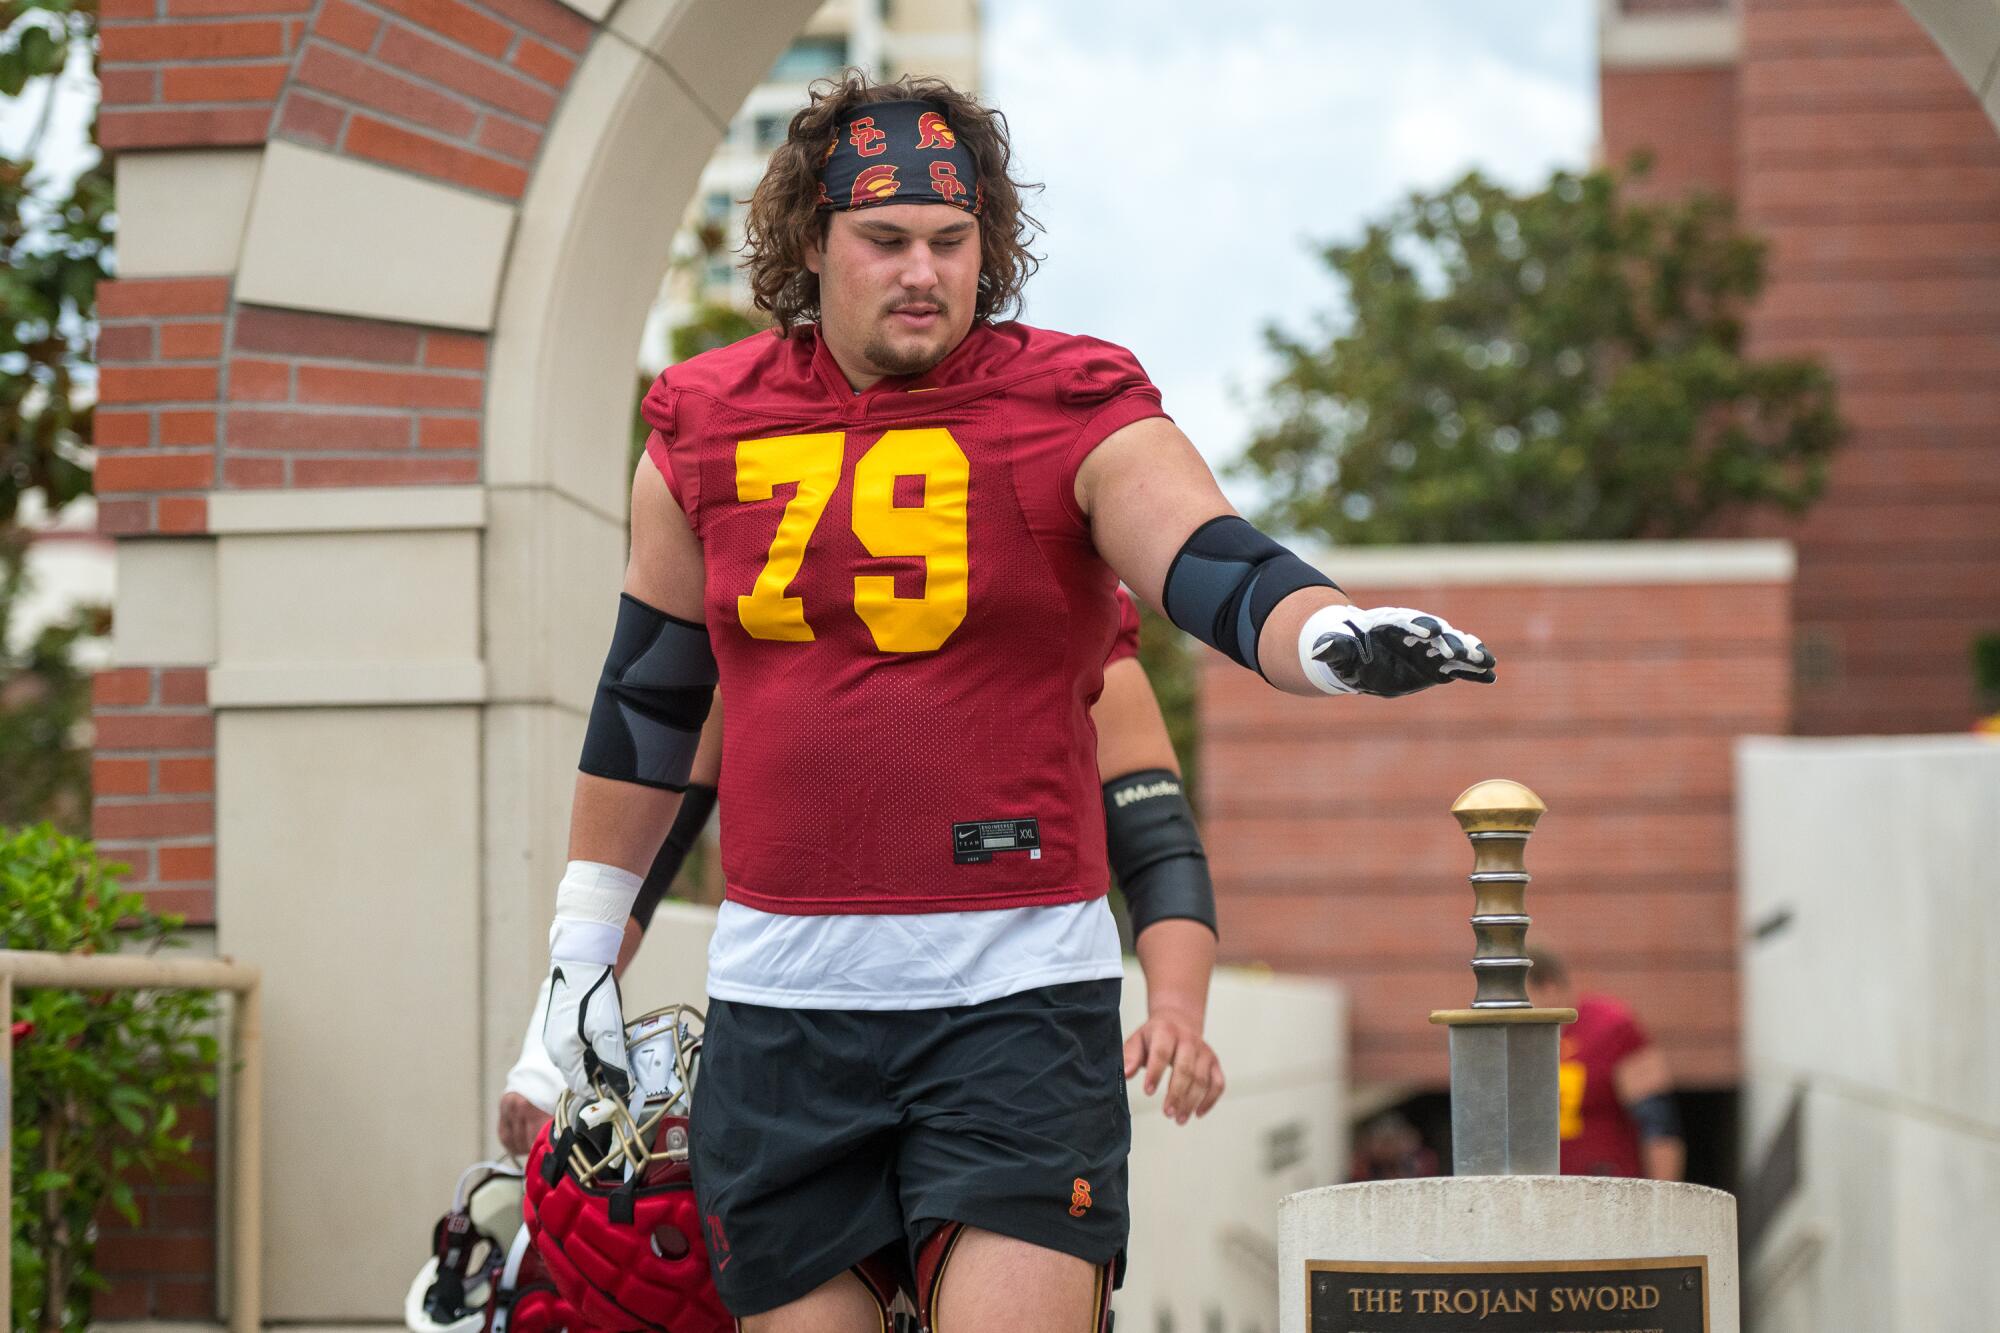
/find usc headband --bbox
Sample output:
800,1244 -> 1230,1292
817,99 -> 982,214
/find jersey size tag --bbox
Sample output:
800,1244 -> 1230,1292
953,817 -> 1042,864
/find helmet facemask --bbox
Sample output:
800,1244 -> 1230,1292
553,1002 -> 703,1189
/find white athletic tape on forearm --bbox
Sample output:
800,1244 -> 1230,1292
1298,605 -> 1361,696
504,975 -> 565,1114
550,859 -> 642,965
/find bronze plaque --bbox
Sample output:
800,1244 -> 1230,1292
1307,1257 -> 1708,1332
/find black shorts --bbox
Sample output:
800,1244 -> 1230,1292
688,978 -> 1130,1316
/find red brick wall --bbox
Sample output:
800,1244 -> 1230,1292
221,306 -> 487,488
90,666 -> 216,924
98,0 -> 309,151
87,1102 -> 219,1322
95,281 -> 490,522
95,277 -> 228,538
1201,576 -> 1791,1089
1600,66 -> 1739,200
1602,0 -> 2000,735
92,282 -> 490,916
88,662 -> 220,1320
1735,0 -> 2000,735
98,0 -> 587,177
269,0 -> 589,200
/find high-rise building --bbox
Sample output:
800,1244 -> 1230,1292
638,0 -> 980,372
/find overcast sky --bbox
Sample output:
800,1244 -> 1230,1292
2,1 -> 1599,509
983,0 -> 1599,505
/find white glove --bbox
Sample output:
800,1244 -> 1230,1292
543,861 -> 642,1098
504,976 -> 565,1115
1299,605 -> 1497,697
544,959 -> 630,1099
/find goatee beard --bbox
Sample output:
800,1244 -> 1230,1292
862,332 -> 951,378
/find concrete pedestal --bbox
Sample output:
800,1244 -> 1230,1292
1278,1177 -> 1739,1332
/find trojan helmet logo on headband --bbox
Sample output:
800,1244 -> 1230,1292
851,164 -> 901,208
915,112 -> 956,149
821,100 -> 981,214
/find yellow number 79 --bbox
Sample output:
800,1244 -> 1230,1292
733,427 -> 970,653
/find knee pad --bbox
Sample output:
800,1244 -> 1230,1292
846,1250 -> 901,1333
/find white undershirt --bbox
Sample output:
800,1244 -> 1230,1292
705,897 -> 1124,1009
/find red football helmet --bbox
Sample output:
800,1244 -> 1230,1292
484,1222 -> 574,1333
523,1004 -> 732,1333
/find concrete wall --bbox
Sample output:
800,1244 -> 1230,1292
1119,970 -> 1347,1333
1737,736 -> 2000,1329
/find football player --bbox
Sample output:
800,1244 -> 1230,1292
499,590 -> 1222,1156
544,74 -> 1494,1333
1529,948 -> 1686,1182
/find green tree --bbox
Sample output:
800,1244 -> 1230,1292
2,0 -> 112,831
1239,165 -> 1841,544
670,301 -> 762,367
0,546 -> 101,832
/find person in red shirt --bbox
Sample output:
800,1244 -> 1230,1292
1528,948 -> 1686,1181
539,75 -> 1495,1332
497,591 -> 1219,1154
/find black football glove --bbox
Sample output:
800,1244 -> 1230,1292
1308,607 -> 1496,698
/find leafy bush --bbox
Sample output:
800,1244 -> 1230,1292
4,825 -> 217,1333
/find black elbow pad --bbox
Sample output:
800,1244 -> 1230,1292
1163,515 -> 1339,675
579,594 -> 716,790
1103,768 -> 1216,937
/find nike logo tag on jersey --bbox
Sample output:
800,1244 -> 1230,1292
952,816 -> 1042,864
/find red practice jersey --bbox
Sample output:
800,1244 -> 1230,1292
1106,587 -> 1142,667
640,322 -> 1167,915
1557,994 -> 1651,1177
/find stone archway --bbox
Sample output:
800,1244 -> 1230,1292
1904,0 -> 2000,120
93,1 -> 814,1315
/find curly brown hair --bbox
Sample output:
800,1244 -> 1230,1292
741,71 -> 1042,334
